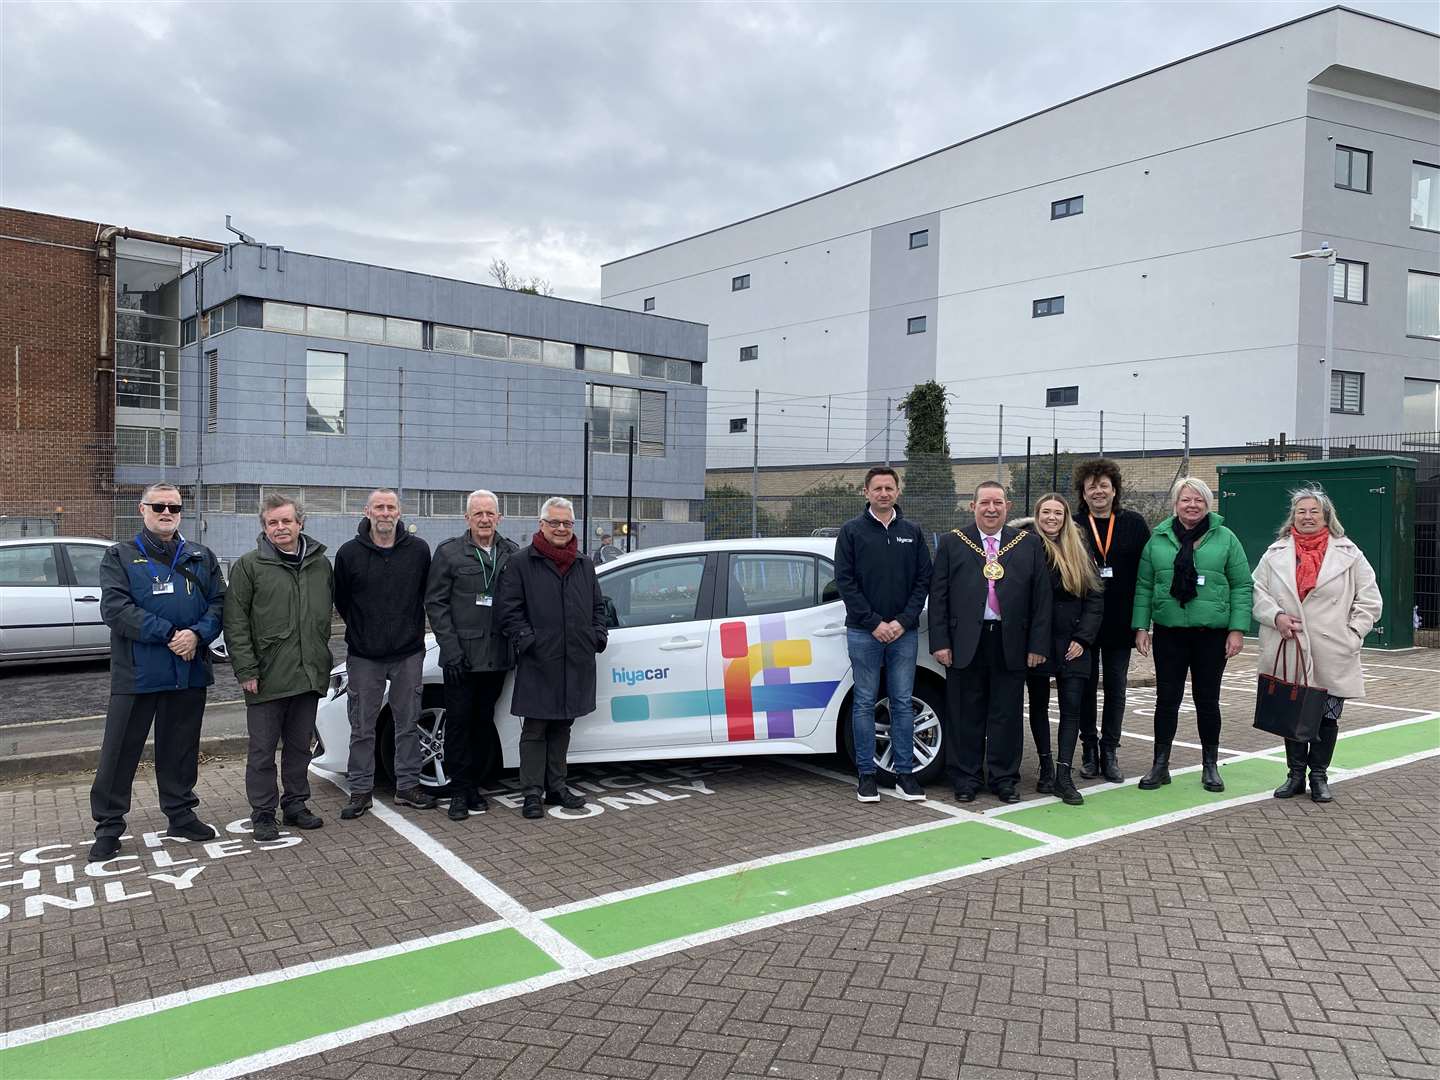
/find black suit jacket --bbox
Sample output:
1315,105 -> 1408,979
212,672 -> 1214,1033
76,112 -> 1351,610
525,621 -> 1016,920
927,524 -> 1053,672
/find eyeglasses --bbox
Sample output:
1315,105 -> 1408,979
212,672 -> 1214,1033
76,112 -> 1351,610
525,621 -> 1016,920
540,519 -> 575,530
145,503 -> 184,514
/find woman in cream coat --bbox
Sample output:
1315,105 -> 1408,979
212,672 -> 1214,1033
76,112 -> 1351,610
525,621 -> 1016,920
1252,487 -> 1382,804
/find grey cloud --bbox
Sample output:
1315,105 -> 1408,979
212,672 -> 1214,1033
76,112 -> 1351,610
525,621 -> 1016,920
4,1 -> 1436,302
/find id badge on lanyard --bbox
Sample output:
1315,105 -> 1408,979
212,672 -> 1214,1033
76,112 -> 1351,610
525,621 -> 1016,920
137,533 -> 185,598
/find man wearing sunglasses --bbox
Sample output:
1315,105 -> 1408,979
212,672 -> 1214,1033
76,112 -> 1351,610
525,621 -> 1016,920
497,497 -> 608,820
89,482 -> 226,862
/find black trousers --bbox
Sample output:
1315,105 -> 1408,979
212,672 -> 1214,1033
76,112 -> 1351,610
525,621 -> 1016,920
442,669 -> 506,790
944,624 -> 1025,794
1080,645 -> 1131,752
246,693 -> 319,815
91,688 -> 207,839
518,717 -> 575,795
1151,626 -> 1228,748
1025,672 -> 1086,768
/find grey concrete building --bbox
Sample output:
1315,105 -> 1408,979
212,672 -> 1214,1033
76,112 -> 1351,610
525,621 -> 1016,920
139,244 -> 707,564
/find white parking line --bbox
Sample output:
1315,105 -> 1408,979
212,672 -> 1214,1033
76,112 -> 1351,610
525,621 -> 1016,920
311,769 -> 593,971
0,919 -> 508,1052
179,741 -> 1440,1080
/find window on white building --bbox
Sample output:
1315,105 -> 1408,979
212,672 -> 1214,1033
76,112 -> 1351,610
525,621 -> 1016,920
909,230 -> 929,249
1051,196 -> 1084,219
1412,162 -> 1439,231
1334,145 -> 1371,193
1330,370 -> 1364,415
907,316 -> 927,335
1333,260 -> 1367,304
1408,271 -> 1440,338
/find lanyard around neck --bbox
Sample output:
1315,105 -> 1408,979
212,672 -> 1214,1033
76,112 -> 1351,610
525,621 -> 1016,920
136,533 -> 185,582
1087,514 -> 1115,564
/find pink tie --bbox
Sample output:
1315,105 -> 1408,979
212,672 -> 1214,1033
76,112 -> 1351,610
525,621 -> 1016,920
985,536 -> 1002,619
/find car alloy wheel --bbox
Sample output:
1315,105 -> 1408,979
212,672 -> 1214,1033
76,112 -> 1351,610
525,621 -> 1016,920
872,691 -> 944,784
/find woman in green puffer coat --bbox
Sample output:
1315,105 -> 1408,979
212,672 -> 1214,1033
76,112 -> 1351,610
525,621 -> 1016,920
1132,476 -> 1252,794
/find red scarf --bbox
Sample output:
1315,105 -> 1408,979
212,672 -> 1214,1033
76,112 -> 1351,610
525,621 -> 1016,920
532,530 -> 579,574
1291,527 -> 1329,602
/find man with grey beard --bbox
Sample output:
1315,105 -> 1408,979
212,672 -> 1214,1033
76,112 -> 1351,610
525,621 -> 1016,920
334,488 -> 436,818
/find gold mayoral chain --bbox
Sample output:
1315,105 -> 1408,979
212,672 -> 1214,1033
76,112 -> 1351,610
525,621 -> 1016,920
951,529 -> 1027,580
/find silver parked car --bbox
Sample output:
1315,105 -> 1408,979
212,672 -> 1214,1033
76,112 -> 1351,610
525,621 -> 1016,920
0,537 -> 228,666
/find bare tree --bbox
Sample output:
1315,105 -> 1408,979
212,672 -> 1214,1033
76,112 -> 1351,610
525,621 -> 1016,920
488,257 -> 553,296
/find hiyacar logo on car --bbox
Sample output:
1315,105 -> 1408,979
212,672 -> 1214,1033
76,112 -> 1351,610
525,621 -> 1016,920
611,666 -> 671,687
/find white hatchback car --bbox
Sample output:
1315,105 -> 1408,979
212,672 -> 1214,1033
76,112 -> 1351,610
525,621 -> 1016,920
310,538 -> 947,787
0,536 -> 228,666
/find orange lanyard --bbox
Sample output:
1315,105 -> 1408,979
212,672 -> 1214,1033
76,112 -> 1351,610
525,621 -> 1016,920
1087,514 -> 1115,565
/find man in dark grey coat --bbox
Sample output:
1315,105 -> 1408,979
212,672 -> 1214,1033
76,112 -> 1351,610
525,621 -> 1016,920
496,497 -> 608,821
425,489 -> 517,820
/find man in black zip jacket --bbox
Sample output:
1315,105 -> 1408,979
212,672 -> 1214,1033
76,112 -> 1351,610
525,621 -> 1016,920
334,488 -> 435,818
833,467 -> 934,803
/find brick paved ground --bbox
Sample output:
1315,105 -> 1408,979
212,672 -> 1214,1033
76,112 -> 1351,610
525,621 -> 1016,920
0,759 -> 494,1033
260,762 -> 1440,1080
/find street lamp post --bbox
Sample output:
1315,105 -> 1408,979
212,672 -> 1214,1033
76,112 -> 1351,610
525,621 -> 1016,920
1289,242 -> 1338,460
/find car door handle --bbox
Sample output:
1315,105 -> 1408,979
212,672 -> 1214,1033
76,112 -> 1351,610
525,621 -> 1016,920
814,624 -> 847,637
75,596 -> 100,603
658,638 -> 704,651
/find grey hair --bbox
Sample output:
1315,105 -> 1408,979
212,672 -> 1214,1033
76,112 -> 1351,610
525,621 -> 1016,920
466,489 -> 499,514
1169,476 -> 1214,511
366,488 -> 399,507
140,481 -> 182,502
539,496 -> 574,521
1276,486 -> 1346,539
259,492 -> 304,525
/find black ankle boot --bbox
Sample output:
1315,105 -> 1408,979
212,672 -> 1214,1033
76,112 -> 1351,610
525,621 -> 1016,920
1053,763 -> 1084,805
1138,746 -> 1171,789
1079,740 -> 1100,779
1201,745 -> 1224,792
1036,753 -> 1055,794
1309,769 -> 1333,803
1274,740 -> 1306,798
1100,747 -> 1124,784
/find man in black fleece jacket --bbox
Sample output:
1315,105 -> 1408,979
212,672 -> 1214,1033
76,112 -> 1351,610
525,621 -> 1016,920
833,467 -> 934,802
334,489 -> 435,817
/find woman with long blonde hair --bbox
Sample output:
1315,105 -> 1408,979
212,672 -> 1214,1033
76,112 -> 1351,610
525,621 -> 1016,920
1020,494 -> 1104,805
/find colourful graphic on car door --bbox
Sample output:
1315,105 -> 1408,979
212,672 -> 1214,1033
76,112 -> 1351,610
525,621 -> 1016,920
610,615 -> 840,742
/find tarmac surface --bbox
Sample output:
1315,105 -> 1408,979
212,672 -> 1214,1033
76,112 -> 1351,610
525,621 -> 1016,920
0,644 -> 1435,1080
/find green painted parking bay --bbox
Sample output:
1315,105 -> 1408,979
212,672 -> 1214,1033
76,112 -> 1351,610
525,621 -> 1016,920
1000,757 -> 1282,840
1331,716 -> 1439,770
546,821 -> 1040,959
0,929 -> 557,1080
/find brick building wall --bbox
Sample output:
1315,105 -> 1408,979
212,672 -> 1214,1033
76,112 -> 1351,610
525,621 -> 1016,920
0,208 -> 112,537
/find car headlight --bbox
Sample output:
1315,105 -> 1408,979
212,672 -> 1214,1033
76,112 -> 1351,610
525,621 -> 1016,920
328,668 -> 349,698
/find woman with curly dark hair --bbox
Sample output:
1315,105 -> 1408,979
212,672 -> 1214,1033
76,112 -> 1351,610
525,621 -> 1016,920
1071,458 -> 1150,783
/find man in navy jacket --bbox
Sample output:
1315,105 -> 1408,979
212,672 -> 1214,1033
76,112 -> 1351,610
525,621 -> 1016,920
833,467 -> 933,802
89,483 -> 225,861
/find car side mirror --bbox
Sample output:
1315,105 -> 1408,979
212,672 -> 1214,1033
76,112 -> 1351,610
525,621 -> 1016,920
603,595 -> 620,629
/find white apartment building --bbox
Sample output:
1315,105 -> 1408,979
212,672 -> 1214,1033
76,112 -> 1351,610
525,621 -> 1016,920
601,6 -> 1440,467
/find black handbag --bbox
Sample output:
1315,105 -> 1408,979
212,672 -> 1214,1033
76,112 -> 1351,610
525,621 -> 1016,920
1253,638 -> 1327,742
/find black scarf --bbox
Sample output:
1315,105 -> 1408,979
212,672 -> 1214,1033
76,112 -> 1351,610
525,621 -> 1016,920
1169,516 -> 1211,606
141,528 -> 180,562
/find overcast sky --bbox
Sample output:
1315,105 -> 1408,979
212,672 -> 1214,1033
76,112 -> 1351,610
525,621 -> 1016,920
4,1 -> 1436,302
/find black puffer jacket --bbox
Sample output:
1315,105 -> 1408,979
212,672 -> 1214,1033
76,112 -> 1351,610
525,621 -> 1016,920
334,521 -> 431,662
1015,519 -> 1105,679
496,543 -> 608,719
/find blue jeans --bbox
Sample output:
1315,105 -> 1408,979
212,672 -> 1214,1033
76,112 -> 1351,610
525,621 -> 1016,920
847,627 -> 918,776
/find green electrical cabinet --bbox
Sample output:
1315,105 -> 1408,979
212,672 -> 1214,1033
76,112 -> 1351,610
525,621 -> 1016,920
1216,456 -> 1416,649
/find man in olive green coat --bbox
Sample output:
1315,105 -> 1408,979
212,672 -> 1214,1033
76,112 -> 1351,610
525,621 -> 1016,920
224,495 -> 335,841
